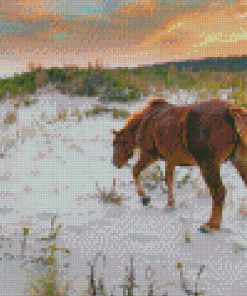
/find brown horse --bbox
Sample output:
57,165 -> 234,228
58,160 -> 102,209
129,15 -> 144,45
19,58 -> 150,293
111,97 -> 247,233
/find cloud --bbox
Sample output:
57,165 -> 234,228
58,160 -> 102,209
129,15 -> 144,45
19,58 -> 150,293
75,5 -> 104,14
0,0 -> 62,23
132,0 -> 247,58
2,0 -> 247,69
50,32 -> 71,41
116,0 -> 160,16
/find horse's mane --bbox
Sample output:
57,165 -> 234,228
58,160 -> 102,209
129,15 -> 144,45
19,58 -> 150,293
123,98 -> 170,134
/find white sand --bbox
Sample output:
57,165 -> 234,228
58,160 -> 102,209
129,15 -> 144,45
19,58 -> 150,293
0,84 -> 246,296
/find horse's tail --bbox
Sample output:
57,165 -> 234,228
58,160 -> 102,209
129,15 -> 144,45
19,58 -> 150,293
229,105 -> 247,146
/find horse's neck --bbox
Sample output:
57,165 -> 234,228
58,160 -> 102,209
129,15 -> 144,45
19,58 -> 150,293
134,106 -> 159,145
128,100 -> 171,145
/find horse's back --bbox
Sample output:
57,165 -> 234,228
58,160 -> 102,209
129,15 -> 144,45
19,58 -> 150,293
136,98 -> 242,164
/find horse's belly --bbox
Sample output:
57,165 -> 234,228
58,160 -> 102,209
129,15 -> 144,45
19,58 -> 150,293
160,147 -> 197,167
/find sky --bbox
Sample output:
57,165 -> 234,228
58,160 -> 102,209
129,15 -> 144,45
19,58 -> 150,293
0,0 -> 246,75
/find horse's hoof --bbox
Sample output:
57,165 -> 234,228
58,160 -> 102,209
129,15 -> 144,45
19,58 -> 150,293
166,202 -> 175,207
142,197 -> 151,206
199,226 -> 212,233
199,225 -> 220,233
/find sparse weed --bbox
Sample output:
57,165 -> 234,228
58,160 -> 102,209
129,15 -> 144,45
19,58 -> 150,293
58,108 -> 67,120
23,96 -> 38,106
239,201 -> 247,215
176,263 -> 205,296
141,163 -> 164,191
4,111 -> 17,124
184,229 -> 192,244
95,178 -> 127,205
176,173 -> 191,189
71,108 -> 83,121
85,104 -> 130,119
0,213 -> 209,296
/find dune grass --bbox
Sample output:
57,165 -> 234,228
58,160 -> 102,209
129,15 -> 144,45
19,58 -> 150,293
4,214 -> 206,296
2,61 -> 247,109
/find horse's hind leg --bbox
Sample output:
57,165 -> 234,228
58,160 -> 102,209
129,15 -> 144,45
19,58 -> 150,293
196,159 -> 226,232
165,163 -> 175,207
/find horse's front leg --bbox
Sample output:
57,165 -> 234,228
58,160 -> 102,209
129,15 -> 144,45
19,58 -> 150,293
133,151 -> 158,206
165,163 -> 175,207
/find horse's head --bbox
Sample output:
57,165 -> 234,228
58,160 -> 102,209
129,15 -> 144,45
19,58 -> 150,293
111,129 -> 135,168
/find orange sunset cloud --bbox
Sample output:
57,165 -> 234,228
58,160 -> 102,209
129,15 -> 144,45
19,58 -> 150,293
132,1 -> 247,59
1,0 -> 62,23
2,0 -> 247,71
116,0 -> 160,16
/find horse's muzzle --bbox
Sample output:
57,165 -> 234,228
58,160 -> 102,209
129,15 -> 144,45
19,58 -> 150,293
111,158 -> 120,168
